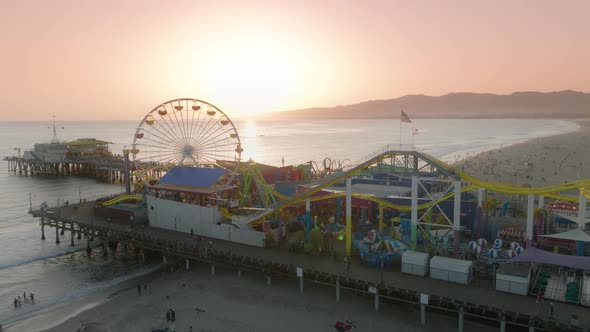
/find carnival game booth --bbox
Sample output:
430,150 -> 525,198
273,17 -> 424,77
510,246 -> 590,305
147,166 -> 266,247
429,256 -> 473,285
402,250 -> 430,276
495,263 -> 532,296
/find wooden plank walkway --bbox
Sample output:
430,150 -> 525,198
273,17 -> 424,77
32,201 -> 590,331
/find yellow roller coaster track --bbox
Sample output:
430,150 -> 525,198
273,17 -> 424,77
246,150 -> 590,224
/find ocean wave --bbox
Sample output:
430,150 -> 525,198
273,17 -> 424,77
0,264 -> 160,326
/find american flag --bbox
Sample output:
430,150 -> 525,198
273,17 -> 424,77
400,111 -> 412,123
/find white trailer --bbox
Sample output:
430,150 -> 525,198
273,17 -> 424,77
402,250 -> 430,276
429,256 -> 473,285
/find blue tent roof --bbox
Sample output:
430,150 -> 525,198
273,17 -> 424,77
158,166 -> 226,188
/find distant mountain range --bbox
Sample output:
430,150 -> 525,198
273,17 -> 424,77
264,90 -> 590,120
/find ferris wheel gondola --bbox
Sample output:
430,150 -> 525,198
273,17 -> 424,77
131,98 -> 242,185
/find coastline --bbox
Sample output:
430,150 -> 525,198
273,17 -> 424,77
456,119 -> 590,186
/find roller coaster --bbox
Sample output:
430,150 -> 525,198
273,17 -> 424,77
244,150 -> 590,224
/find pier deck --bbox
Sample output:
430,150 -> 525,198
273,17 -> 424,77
32,201 -> 589,331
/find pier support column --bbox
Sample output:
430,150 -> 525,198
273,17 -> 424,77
139,249 -> 145,264
500,315 -> 506,332
55,223 -> 60,244
335,279 -> 340,302
458,306 -> 464,332
237,269 -> 242,278
86,231 -> 91,254
70,224 -> 75,246
77,225 -> 82,240
373,289 -> 379,312
420,304 -> 426,325
526,193 -> 534,247
41,216 -> 46,241
528,319 -> 535,332
346,177 -> 352,256
211,264 -> 215,275
299,276 -> 304,294
453,179 -> 461,257
185,259 -> 190,272
60,221 -> 65,235
267,275 -> 271,286
411,176 -> 418,250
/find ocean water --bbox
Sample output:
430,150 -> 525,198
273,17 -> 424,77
0,118 -> 579,326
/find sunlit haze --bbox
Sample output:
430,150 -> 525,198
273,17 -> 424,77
1,0 -> 589,121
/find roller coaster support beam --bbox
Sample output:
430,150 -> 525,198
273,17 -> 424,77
453,180 -> 461,257
305,198 -> 311,242
476,188 -> 484,237
577,192 -> 587,256
346,177 -> 352,256
411,176 -> 418,250
526,194 -> 534,247
378,206 -> 384,232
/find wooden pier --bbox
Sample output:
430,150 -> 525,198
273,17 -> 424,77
31,201 -> 590,332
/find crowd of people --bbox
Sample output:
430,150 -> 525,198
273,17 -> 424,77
13,291 -> 35,308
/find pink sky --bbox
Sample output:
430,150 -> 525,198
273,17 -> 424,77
1,0 -> 589,120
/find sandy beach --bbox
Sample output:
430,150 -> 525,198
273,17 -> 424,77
457,119 -> 590,187
13,263 -> 495,332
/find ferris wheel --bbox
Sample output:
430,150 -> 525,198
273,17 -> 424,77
131,98 -> 242,185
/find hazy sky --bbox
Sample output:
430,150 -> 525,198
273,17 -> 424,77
1,0 -> 589,120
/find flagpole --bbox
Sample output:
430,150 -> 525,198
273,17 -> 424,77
399,111 -> 402,150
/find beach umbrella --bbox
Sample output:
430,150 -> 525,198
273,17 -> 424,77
477,238 -> 487,248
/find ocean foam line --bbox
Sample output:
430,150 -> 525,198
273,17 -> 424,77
0,264 -> 160,326
0,245 -> 101,271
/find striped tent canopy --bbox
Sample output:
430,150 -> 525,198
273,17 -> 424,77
497,227 -> 523,239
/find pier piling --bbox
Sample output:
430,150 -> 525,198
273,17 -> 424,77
335,279 -> 340,302
185,259 -> 190,272
237,269 -> 242,278
299,277 -> 303,294
458,305 -> 464,332
374,289 -> 379,312
70,225 -> 75,246
55,224 -> 60,244
211,264 -> 215,275
500,315 -> 506,332
41,216 -> 45,240
267,275 -> 271,286
420,304 -> 426,325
